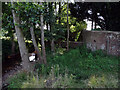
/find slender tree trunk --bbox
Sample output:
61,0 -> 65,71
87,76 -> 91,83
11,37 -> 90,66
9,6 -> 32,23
40,5 -> 47,64
67,2 -> 69,51
30,23 -> 42,63
11,34 -> 15,54
47,23 -> 49,31
94,13 -> 97,29
59,2 -> 61,24
55,2 -> 57,15
49,3 -> 55,54
91,19 -> 93,30
51,38 -> 55,53
50,25 -> 55,54
0,2 -> 2,90
94,21 -> 97,29
11,2 -> 32,71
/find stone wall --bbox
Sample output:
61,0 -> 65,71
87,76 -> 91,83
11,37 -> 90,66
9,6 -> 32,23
82,30 -> 120,56
60,41 -> 83,48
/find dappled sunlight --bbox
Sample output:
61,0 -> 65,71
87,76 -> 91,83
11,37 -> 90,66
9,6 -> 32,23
56,48 -> 66,55
85,74 -> 118,88
2,1 -> 119,89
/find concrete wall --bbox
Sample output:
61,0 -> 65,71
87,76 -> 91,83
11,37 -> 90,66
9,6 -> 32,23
82,30 -> 120,56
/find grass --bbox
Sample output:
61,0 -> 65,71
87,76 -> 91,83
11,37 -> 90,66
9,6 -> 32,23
8,46 -> 119,88
21,67 -> 75,88
47,46 -> 118,79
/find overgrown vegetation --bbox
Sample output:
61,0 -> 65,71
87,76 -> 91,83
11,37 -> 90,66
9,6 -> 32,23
2,2 -> 119,89
8,46 -> 119,88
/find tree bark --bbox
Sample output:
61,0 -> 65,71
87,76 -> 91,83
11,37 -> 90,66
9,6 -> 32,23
51,38 -> 55,54
50,26 -> 55,54
11,2 -> 32,72
49,3 -> 55,54
91,19 -> 93,30
94,13 -> 97,29
11,34 -> 15,54
40,4 -> 47,64
94,21 -> 97,29
67,2 -> 69,51
30,23 -> 42,64
59,2 -> 61,24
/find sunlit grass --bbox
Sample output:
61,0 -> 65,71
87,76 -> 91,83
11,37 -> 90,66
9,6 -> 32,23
86,74 -> 118,88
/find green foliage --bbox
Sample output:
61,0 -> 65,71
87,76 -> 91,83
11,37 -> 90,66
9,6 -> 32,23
23,67 -> 75,88
47,46 -> 118,79
8,66 -> 76,88
92,28 -> 102,31
8,72 -> 28,88
60,3 -> 87,41
8,46 -> 119,88
0,29 -> 6,39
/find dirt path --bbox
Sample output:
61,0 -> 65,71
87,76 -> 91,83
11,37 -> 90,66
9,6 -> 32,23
2,64 -> 22,89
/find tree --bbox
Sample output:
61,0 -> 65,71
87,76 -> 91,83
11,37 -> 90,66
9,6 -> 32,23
40,2 -> 47,64
30,23 -> 42,63
23,3 -> 43,64
69,2 -> 120,31
11,2 -> 32,71
2,3 -> 16,54
60,3 -> 87,41
12,2 -> 46,64
47,2 -> 56,53
67,1 -> 69,51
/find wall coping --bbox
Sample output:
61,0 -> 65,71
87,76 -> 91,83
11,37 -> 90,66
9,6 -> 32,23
83,30 -> 120,34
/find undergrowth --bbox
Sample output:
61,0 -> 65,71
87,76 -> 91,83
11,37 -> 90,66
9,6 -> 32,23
8,46 -> 119,88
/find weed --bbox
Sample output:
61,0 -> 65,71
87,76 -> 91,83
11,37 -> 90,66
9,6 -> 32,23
21,66 -> 76,88
86,74 -> 118,88
8,71 -> 27,88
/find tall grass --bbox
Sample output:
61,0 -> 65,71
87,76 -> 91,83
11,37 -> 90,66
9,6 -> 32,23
21,66 -> 75,88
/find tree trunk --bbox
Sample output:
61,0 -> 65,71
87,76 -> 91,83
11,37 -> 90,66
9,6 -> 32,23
47,23 -> 49,31
94,13 -> 97,29
59,2 -> 61,24
51,38 -> 55,53
50,24 -> 55,54
67,2 -> 69,51
94,21 -> 97,29
11,2 -> 32,72
30,23 -> 42,64
11,34 -> 15,54
49,3 -> 55,54
40,7 -> 47,64
91,19 -> 93,30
